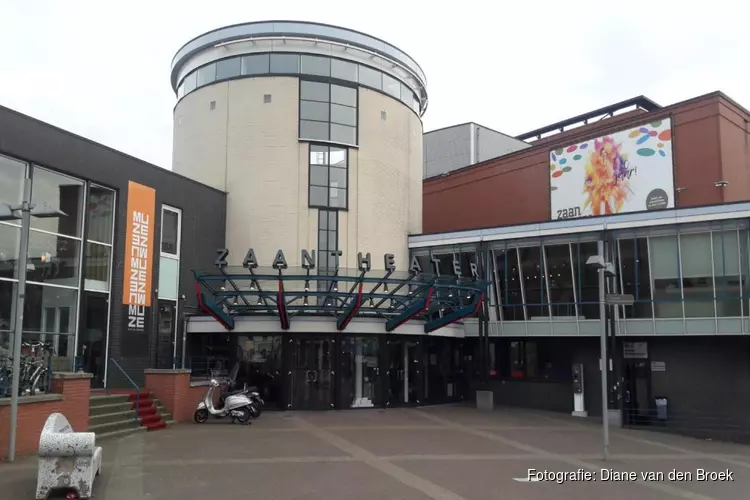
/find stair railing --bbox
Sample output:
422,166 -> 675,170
106,358 -> 140,420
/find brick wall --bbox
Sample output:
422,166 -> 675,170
144,369 -> 216,422
0,372 -> 92,460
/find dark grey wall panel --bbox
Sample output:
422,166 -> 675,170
0,105 -> 226,386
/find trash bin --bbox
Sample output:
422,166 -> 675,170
655,397 -> 668,421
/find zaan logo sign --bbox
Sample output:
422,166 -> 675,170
122,181 -> 156,332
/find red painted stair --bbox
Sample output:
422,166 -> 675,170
96,389 -> 169,432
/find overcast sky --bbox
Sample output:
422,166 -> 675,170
1,1 -> 747,169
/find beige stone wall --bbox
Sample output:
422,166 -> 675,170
172,78 -> 423,272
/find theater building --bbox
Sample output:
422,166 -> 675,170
412,92 -> 750,437
169,21 -> 491,411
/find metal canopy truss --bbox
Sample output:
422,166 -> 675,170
192,267 -> 489,333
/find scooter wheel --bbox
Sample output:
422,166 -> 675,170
193,409 -> 209,423
235,407 -> 252,425
250,403 -> 261,418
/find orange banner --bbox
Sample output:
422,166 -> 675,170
123,181 -> 156,308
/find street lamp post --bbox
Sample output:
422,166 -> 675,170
1,176 -> 65,462
586,241 -> 616,461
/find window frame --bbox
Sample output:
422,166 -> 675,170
307,144 -> 349,211
160,205 -> 183,259
298,77 -> 359,148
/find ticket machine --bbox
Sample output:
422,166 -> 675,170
572,363 -> 587,417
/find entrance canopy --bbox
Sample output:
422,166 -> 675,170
192,266 -> 488,334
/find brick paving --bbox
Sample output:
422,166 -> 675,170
1,405 -> 748,499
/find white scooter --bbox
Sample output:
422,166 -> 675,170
193,379 -> 255,425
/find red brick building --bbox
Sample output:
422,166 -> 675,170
423,92 -> 750,233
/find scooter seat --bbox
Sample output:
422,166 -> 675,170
219,389 -> 245,402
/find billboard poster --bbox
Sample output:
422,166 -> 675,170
549,118 -> 674,220
122,181 -> 156,334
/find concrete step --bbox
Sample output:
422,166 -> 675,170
89,401 -> 133,416
95,426 -> 147,442
90,394 -> 129,406
89,417 -> 141,434
89,410 -> 137,426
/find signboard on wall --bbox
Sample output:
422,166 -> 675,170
122,181 -> 156,334
623,341 -> 648,359
550,119 -> 675,220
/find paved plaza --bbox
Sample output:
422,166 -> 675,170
2,405 -> 748,499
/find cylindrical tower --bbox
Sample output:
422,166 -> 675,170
171,20 -> 426,272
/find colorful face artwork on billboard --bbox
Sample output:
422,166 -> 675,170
550,119 -> 674,220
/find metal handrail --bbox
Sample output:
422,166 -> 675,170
106,358 -> 139,420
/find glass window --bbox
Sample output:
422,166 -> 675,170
300,55 -> 330,76
22,283 -> 77,336
196,63 -> 216,87
650,235 -> 681,318
331,59 -> 357,82
270,53 -> 300,73
308,145 -> 348,209
317,209 -> 338,291
330,124 -> 356,145
680,232 -> 714,317
310,165 -> 328,186
301,81 -> 329,102
330,104 -> 356,127
494,247 -> 524,321
0,154 -> 26,209
310,186 -> 328,207
87,185 -> 114,244
329,148 -> 347,167
572,242 -> 600,319
544,244 -> 576,317
329,167 -> 347,188
331,85 -> 356,107
412,96 -> 420,114
0,280 -> 14,334
400,84 -> 413,106
713,229 -> 742,316
0,223 -> 20,280
183,72 -> 197,94
310,144 -> 330,165
382,74 -> 400,98
300,100 -> 330,122
318,210 -> 329,232
158,257 -> 180,301
618,237 -> 652,318
27,231 -> 80,287
84,242 -> 111,291
30,167 -> 84,238
242,54 -> 270,75
300,120 -> 329,141
329,188 -> 347,208
216,57 -> 242,80
518,246 -> 547,318
161,208 -> 180,256
358,65 -> 382,90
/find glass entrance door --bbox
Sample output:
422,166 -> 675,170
289,337 -> 335,410
386,338 -> 421,406
341,337 -> 380,408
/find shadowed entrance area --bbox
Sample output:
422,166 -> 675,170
1,406 -> 748,499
